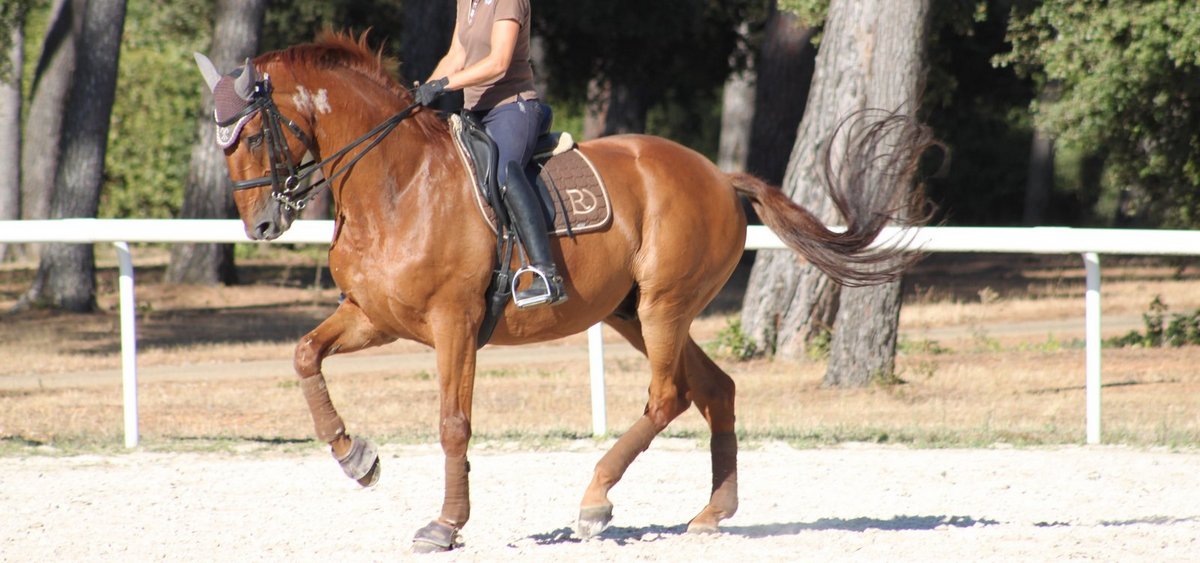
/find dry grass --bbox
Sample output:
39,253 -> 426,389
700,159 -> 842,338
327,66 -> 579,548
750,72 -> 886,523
0,251 -> 1198,451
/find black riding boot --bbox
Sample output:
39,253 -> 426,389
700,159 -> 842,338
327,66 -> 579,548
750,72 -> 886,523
502,162 -> 567,309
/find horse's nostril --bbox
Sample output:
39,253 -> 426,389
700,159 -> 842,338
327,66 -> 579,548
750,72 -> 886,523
254,221 -> 276,241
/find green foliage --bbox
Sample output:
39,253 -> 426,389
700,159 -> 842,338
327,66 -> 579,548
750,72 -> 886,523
711,317 -> 759,361
1107,296 -> 1200,348
535,0 -> 761,152
776,0 -> 829,28
0,0 -> 35,83
262,0 -> 404,55
102,0 -> 212,218
871,365 -> 906,387
922,1 -> 1040,226
1001,0 -> 1200,228
806,326 -> 831,361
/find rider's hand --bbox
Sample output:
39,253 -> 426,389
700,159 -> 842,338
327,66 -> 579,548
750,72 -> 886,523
414,77 -> 449,106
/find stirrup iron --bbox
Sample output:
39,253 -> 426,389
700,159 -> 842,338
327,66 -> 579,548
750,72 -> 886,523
511,266 -> 566,309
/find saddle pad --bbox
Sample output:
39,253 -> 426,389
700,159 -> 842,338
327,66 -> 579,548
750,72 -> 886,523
450,117 -> 612,237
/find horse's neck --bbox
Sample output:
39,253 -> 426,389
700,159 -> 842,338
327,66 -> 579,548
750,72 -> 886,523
314,102 -> 459,212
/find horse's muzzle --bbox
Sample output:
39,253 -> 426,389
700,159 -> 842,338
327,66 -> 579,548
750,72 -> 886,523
248,203 -> 295,241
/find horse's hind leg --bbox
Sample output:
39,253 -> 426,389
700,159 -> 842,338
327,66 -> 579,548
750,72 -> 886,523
577,313 -> 693,538
680,339 -> 738,533
293,299 -> 394,486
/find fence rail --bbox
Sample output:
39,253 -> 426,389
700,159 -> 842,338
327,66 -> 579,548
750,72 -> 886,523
3,219 -> 1199,447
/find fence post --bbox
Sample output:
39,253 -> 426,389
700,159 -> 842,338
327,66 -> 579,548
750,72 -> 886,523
1083,252 -> 1101,445
115,242 -> 139,448
588,323 -> 607,437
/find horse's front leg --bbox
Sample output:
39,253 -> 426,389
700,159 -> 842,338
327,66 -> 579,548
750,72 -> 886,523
411,315 -> 478,553
293,299 -> 394,486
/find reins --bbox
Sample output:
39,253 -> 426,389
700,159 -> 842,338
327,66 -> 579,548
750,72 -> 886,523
224,76 -> 419,212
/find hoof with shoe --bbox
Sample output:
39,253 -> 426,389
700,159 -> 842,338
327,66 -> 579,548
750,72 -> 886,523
411,520 -> 458,553
686,507 -> 726,534
686,519 -> 720,534
575,504 -> 614,539
336,437 -> 381,487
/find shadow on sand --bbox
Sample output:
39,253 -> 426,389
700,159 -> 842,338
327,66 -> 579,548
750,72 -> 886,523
524,514 -> 1000,546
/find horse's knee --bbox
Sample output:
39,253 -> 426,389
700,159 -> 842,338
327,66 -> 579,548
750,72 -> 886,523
293,335 -> 326,378
440,414 -> 471,457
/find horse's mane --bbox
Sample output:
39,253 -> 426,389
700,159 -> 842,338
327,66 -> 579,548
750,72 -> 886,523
256,31 -> 446,137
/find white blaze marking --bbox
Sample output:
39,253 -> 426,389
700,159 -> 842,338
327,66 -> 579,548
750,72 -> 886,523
312,89 -> 331,114
292,86 -> 332,115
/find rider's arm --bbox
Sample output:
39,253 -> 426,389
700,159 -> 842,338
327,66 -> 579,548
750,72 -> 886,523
438,19 -> 520,91
427,22 -> 467,84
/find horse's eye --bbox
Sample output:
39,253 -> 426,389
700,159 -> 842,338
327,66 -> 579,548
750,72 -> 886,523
245,132 -> 264,148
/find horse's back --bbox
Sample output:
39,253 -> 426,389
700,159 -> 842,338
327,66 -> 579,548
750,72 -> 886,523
576,134 -> 748,308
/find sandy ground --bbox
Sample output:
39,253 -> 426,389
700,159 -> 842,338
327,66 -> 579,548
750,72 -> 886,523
2,440 -> 1198,562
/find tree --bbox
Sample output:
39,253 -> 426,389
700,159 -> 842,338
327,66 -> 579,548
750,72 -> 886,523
166,0 -> 266,285
103,0 -> 211,220
1003,0 -> 1200,228
921,0 -> 1037,227
741,0 -> 932,387
21,0 -> 127,312
745,2 -> 817,186
717,21 -> 754,173
20,0 -> 83,226
0,1 -> 27,261
536,0 -> 757,138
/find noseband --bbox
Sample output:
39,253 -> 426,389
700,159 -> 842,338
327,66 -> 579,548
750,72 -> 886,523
219,75 -> 419,212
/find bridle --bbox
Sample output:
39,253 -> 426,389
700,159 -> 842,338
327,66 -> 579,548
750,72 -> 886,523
218,75 -> 419,212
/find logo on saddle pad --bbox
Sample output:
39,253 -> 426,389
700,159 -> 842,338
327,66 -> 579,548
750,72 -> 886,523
565,187 -> 602,215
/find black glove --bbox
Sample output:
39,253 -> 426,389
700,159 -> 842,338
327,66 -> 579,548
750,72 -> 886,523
414,77 -> 448,106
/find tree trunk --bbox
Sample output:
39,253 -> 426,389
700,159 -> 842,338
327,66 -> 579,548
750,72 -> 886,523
824,1 -> 931,387
741,0 -> 931,387
717,23 -> 754,173
583,77 -> 649,139
0,13 -> 23,261
166,0 -> 266,285
746,5 -> 816,186
1023,128 -> 1054,225
825,278 -> 902,386
20,0 -> 83,224
21,0 -> 127,312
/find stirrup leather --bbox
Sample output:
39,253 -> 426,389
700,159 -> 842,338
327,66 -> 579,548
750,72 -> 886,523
511,266 -> 566,309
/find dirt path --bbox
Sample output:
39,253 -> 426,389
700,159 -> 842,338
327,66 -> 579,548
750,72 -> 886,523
2,441 -> 1197,561
0,313 -> 1145,392
0,341 -> 645,391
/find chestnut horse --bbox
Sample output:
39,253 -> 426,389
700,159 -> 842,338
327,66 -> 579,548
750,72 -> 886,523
196,34 -> 934,552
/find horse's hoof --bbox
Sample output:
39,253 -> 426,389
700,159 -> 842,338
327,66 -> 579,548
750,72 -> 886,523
686,519 -> 720,534
355,455 -> 381,488
687,507 -> 725,534
575,504 -> 614,539
336,436 -> 380,487
411,520 -> 458,553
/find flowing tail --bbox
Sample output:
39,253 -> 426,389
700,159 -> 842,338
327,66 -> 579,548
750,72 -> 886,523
731,111 -> 940,287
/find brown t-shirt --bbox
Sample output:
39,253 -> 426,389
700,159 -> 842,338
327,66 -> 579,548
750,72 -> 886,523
456,0 -> 538,111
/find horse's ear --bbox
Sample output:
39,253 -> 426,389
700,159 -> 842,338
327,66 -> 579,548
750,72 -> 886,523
233,58 -> 257,99
194,53 -> 222,92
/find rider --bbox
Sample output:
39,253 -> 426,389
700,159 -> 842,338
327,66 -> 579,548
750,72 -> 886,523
414,0 -> 566,309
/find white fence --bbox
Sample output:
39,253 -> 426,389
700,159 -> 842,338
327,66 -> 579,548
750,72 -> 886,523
3,219 -> 1200,447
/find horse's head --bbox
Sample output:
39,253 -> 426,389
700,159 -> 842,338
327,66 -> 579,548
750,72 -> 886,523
195,53 -> 315,241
